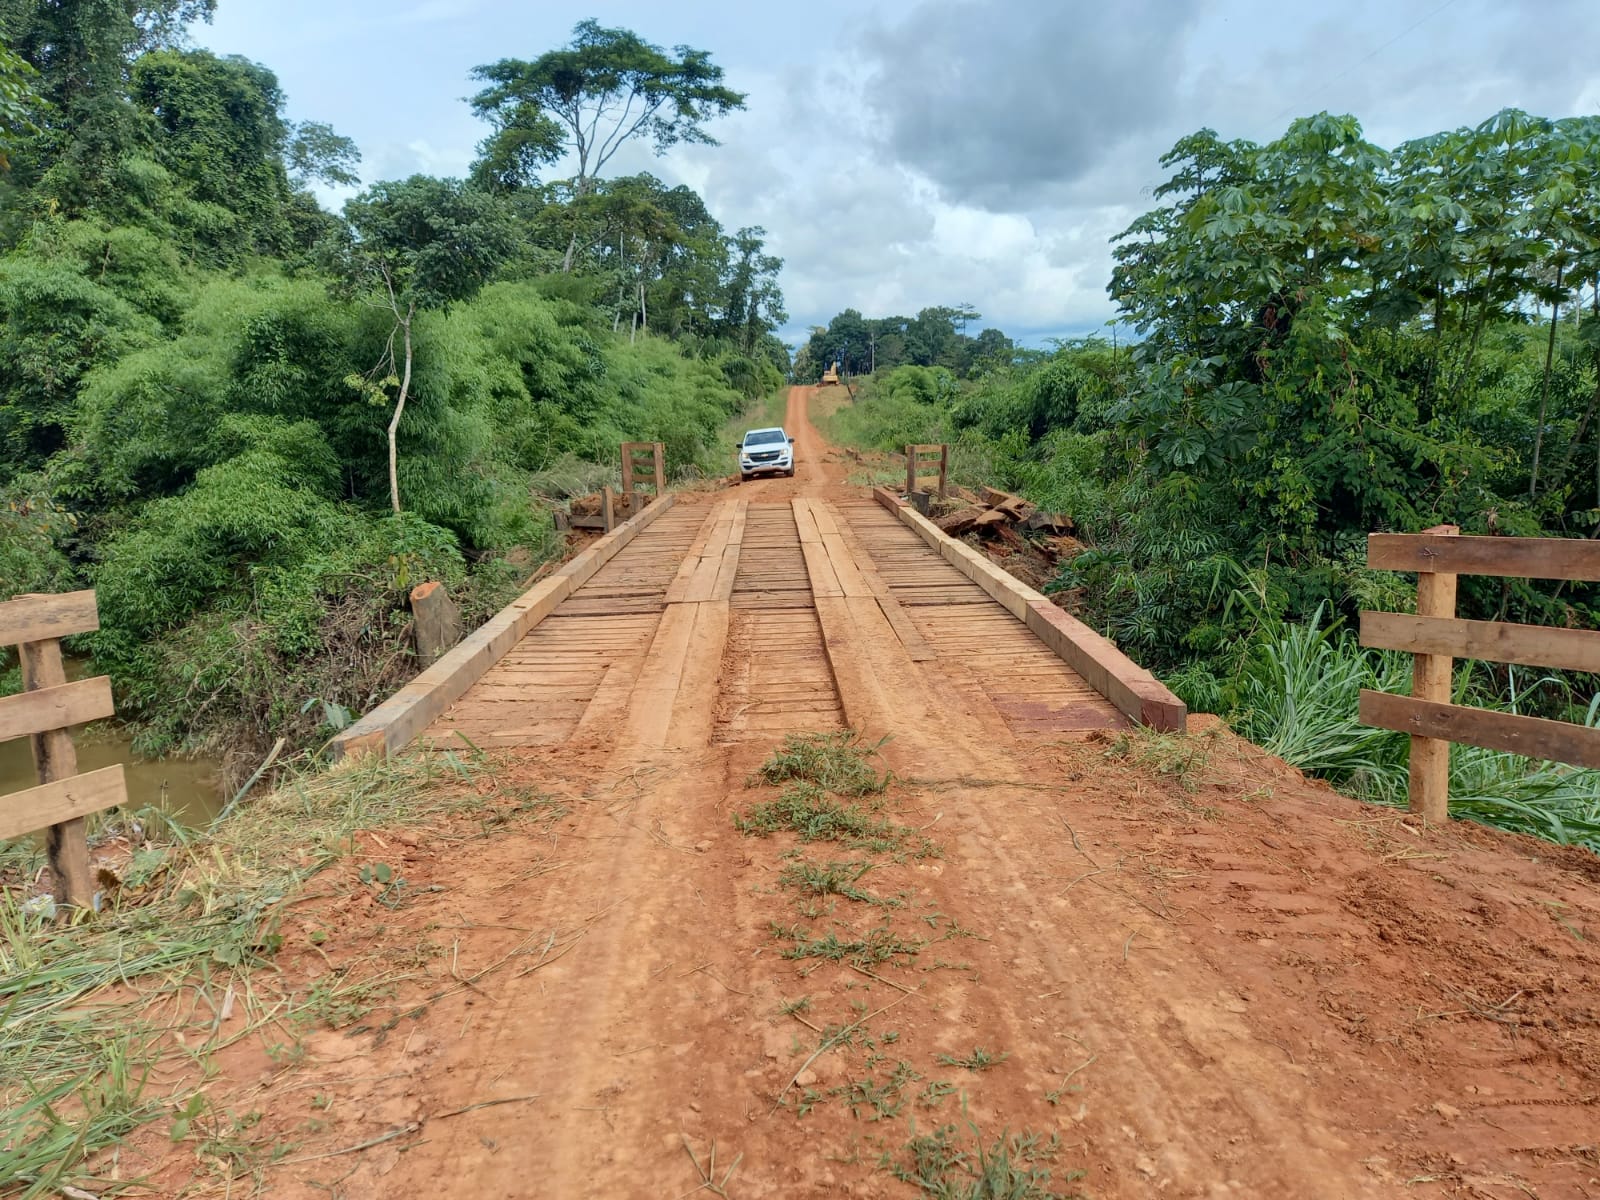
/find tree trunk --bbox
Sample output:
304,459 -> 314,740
638,279 -> 647,333
630,310 -> 638,345
1450,265 -> 1496,414
1547,281 -> 1600,497
1422,293 -> 1444,412
388,308 -> 414,515
613,232 -> 627,330
1530,262 -> 1564,499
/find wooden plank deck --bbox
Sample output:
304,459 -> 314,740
424,494 -> 1129,750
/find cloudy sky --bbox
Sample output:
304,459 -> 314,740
199,0 -> 1600,348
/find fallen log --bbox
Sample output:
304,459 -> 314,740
1024,510 -> 1071,533
935,507 -> 986,535
978,486 -> 1035,520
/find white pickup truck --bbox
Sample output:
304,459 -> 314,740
738,427 -> 796,481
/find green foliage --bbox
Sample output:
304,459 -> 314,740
469,19 -> 746,197
887,1118 -> 1082,1199
797,307 -> 1013,382
0,36 -> 39,169
0,472 -> 77,594
819,107 -> 1600,855
0,242 -> 161,474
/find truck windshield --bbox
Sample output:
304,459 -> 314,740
745,430 -> 785,446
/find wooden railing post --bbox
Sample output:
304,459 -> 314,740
2,590 -> 126,912
19,636 -> 95,908
905,445 -> 949,498
601,486 -> 616,534
1409,524 -> 1459,824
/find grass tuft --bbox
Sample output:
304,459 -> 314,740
1102,729 -> 1212,793
752,731 -> 890,797
885,1115 -> 1084,1199
936,1047 -> 1009,1071
733,782 -> 934,858
770,923 -> 925,969
777,859 -> 901,907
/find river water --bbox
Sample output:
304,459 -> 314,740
0,730 -> 225,828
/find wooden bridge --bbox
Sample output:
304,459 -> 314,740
331,487 -> 1184,762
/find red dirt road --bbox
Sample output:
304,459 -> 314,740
122,389 -> 1600,1198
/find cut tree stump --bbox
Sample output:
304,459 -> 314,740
411,582 -> 463,668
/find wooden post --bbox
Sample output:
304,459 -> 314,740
905,446 -> 916,497
652,442 -> 666,495
1409,524 -> 1459,824
602,486 -> 616,533
937,446 -> 949,499
19,637 -> 95,908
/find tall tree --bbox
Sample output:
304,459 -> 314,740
0,0 -> 217,207
469,19 -> 745,270
719,225 -> 784,353
328,177 -> 516,512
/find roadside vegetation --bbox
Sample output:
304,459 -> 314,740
813,109 -> 1600,852
0,8 -> 788,775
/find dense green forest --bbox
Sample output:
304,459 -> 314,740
819,110 -> 1600,849
0,6 -> 787,772
794,304 -> 1015,383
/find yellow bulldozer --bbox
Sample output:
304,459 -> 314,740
819,359 -> 840,385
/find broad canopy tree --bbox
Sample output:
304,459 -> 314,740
469,18 -> 746,270
1109,108 -> 1600,548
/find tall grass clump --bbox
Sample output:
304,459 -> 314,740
1231,608 -> 1600,852
752,731 -> 890,797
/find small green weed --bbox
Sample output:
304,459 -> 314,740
778,859 -> 901,906
886,1117 -> 1083,1199
772,923 -> 925,969
358,861 -> 408,907
937,1047 -> 1009,1071
734,783 -> 933,857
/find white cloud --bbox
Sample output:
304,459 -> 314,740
199,0 -> 1600,348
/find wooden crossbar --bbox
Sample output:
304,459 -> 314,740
0,590 -> 99,645
1,592 -> 122,909
1359,525 -> 1600,826
904,443 -> 949,499
620,441 -> 666,501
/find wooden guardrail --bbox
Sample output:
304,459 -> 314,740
329,492 -> 679,761
622,441 -> 667,506
872,486 -> 1187,731
905,444 -> 948,499
1,590 -> 127,908
1358,524 -> 1600,823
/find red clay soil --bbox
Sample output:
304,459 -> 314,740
99,389 -> 1600,1199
